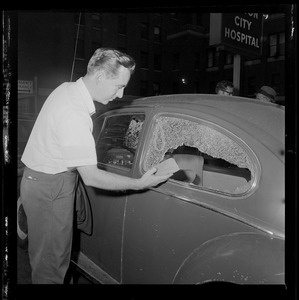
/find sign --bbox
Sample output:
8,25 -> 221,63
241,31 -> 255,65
210,13 -> 263,57
18,80 -> 33,94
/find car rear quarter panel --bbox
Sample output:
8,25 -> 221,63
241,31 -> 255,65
121,102 -> 284,283
122,190 -> 284,284
173,232 -> 284,284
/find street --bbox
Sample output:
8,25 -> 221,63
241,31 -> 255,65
17,245 -> 92,284
17,245 -> 32,284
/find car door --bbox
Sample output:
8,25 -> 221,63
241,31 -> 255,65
77,107 -> 150,283
121,106 -> 284,284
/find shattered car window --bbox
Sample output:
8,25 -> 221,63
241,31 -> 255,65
96,114 -> 145,169
144,115 -> 255,195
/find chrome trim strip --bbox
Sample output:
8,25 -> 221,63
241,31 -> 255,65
71,251 -> 119,284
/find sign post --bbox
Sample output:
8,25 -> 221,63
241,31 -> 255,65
233,54 -> 241,95
209,13 -> 263,95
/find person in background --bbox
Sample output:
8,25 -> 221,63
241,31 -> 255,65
215,80 -> 234,96
255,85 -> 277,103
19,48 -> 173,284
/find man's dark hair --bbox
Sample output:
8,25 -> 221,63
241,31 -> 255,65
215,80 -> 234,94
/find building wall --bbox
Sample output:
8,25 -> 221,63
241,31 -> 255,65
18,11 -> 75,89
17,11 -> 287,116
242,14 -> 286,100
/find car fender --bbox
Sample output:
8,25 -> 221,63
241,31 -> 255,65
173,232 -> 284,284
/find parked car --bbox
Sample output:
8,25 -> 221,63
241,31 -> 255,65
71,94 -> 285,284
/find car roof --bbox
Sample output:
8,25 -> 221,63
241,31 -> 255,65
101,94 -> 285,143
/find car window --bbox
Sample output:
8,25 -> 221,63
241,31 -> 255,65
95,114 -> 145,169
143,114 -> 257,195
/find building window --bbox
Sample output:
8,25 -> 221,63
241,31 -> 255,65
154,54 -> 162,71
18,100 -> 30,114
153,82 -> 161,95
118,15 -> 127,35
140,80 -> 148,96
207,49 -> 217,68
278,33 -> 285,55
140,51 -> 148,69
141,22 -> 149,40
224,51 -> 233,65
269,32 -> 285,57
154,26 -> 161,43
173,53 -> 180,70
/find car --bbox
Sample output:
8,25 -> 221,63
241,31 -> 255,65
71,94 -> 285,284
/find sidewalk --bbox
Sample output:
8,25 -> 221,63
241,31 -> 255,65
17,246 -> 32,284
17,245 -> 92,284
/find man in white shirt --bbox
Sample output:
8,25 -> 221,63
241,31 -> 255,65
20,48 -> 172,284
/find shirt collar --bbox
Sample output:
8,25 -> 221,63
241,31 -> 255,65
76,77 -> 96,116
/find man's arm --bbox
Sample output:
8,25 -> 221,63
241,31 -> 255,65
77,165 -> 172,191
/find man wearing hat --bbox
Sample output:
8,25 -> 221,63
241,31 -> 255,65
256,86 -> 277,103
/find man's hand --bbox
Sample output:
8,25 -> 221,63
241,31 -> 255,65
138,167 -> 173,189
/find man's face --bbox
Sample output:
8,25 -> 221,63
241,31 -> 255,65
256,93 -> 272,103
218,86 -> 234,96
94,66 -> 131,104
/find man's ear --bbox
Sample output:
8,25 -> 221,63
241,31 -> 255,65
95,70 -> 105,83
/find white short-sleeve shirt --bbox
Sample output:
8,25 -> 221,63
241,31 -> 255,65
21,78 -> 97,174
